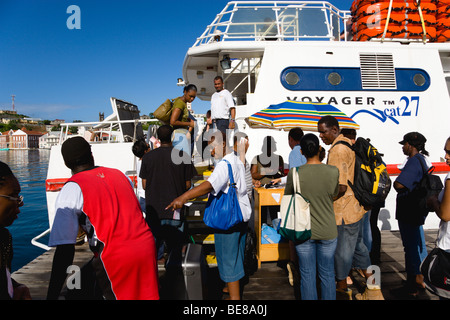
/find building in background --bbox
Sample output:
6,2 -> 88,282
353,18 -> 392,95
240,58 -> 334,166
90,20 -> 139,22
0,130 -> 14,150
39,131 -> 61,149
10,128 -> 45,149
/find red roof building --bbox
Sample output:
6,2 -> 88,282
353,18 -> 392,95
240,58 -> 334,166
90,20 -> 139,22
9,127 -> 45,149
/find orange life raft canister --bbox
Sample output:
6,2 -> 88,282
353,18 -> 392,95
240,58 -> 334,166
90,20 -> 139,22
351,0 -> 439,41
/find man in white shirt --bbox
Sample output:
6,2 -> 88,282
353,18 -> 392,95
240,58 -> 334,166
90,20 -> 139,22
166,132 -> 251,300
211,76 -> 236,133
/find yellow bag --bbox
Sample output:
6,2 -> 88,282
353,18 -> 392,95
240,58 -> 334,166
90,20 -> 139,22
153,99 -> 174,124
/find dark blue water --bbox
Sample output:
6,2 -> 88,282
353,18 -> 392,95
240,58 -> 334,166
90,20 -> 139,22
0,149 -> 50,272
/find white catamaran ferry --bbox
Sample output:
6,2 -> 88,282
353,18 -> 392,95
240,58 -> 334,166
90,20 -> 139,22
35,0 -> 450,249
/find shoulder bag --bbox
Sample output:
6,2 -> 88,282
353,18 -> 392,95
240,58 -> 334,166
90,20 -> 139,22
203,160 -> 243,231
420,246 -> 450,299
153,98 -> 174,124
279,167 -> 311,243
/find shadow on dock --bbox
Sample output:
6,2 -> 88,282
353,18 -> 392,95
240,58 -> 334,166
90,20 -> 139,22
12,230 -> 440,300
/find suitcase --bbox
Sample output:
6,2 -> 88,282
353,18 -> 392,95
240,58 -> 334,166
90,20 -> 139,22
164,243 -> 208,300
182,243 -> 208,300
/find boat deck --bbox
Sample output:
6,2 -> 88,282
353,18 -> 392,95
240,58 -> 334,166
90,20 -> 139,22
12,230 -> 440,300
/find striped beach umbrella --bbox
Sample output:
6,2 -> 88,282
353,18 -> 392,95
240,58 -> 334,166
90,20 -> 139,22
245,100 -> 360,131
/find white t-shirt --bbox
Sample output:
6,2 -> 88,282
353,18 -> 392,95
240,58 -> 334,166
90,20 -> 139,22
437,173 -> 450,251
207,152 -> 252,222
48,176 -> 135,248
136,159 -> 145,199
211,89 -> 234,120
48,182 -> 87,247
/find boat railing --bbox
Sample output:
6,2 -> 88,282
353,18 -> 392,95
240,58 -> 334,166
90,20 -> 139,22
58,119 -> 160,145
34,118 -> 160,251
193,1 -> 351,46
31,229 -> 51,251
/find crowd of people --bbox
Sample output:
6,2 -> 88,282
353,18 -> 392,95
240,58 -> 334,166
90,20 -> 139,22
1,78 -> 449,301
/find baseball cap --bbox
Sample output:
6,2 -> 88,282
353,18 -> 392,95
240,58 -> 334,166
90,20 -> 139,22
61,136 -> 92,168
399,132 -> 427,148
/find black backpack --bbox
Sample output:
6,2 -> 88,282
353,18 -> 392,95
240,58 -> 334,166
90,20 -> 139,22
335,137 -> 392,208
396,155 -> 444,225
412,155 -> 444,214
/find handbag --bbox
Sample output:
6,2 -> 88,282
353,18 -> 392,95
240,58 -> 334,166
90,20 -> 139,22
203,160 -> 243,231
153,98 -> 174,124
420,246 -> 450,299
279,167 -> 311,243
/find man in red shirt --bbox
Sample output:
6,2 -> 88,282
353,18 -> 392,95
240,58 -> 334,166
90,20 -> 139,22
47,137 -> 159,300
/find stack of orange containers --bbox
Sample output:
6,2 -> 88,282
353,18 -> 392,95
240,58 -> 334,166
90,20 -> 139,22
350,0 -> 437,41
436,0 -> 450,41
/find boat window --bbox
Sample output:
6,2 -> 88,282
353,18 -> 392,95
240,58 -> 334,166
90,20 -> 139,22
331,13 -> 340,40
226,7 -> 330,39
227,8 -> 278,40
298,8 -> 328,37
194,2 -> 350,45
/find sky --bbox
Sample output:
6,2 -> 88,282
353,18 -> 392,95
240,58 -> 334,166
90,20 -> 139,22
0,0 -> 354,122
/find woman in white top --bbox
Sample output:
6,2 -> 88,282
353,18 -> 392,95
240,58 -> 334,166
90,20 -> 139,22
166,132 -> 251,300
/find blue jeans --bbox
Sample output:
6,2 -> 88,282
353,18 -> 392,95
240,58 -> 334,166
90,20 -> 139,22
295,238 -> 338,300
335,218 -> 371,281
363,211 -> 372,252
139,197 -> 146,215
398,221 -> 427,276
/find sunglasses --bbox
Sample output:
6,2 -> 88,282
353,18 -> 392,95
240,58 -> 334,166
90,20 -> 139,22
0,194 -> 24,205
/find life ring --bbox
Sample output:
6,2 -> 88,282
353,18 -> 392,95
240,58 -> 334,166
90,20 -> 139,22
353,0 -> 434,9
355,12 -> 437,31
437,3 -> 450,12
356,25 -> 436,40
437,12 -> 450,20
438,9 -> 450,17
437,0 -> 450,5
351,0 -> 359,14
436,16 -> 450,29
436,29 -> 450,42
354,2 -> 437,18
437,28 -> 450,41
357,24 -> 436,35
352,21 -> 359,35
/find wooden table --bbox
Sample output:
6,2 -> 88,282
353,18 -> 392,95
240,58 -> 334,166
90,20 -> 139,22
254,187 -> 290,268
